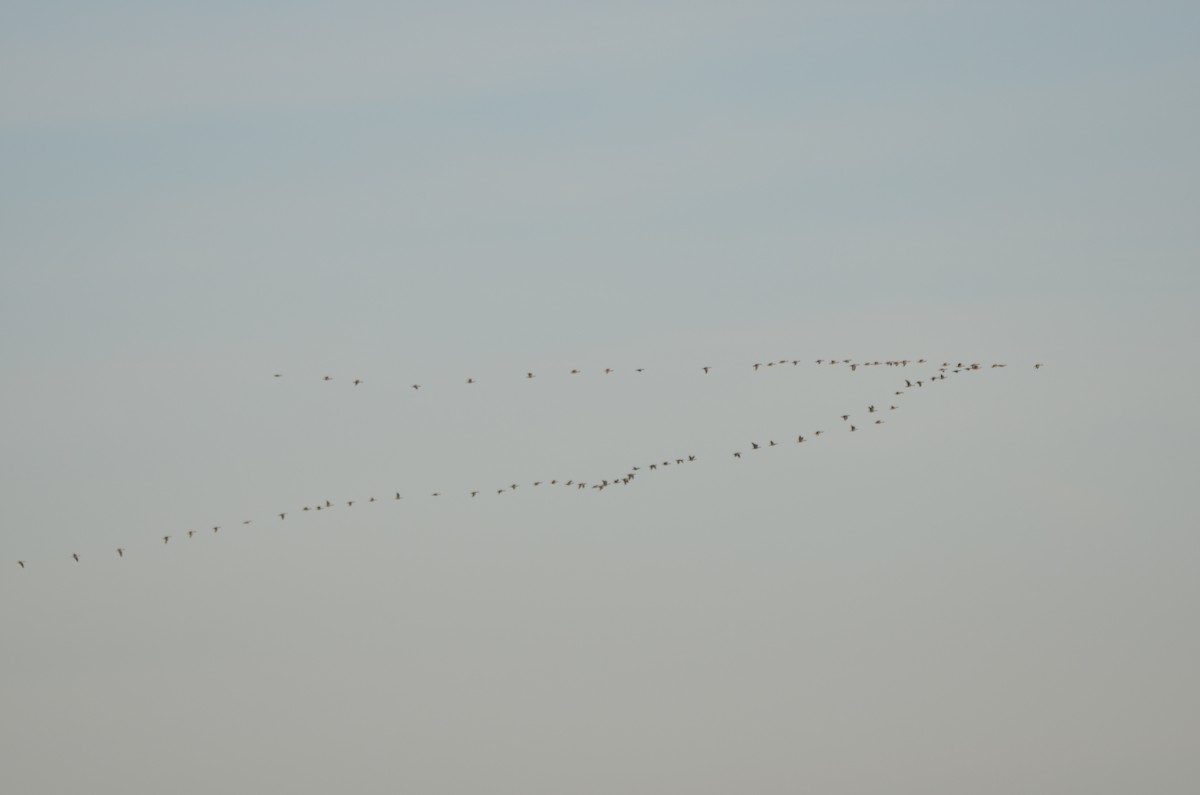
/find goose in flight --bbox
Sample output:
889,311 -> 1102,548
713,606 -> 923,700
187,530 -> 196,538
570,369 -> 580,374
733,452 -> 742,458
768,441 -> 777,447
868,405 -> 876,413
163,536 -> 170,544
842,415 -> 849,421
688,455 -> 696,461
274,373 -> 282,378
751,442 -> 760,450
395,492 -> 402,500
353,379 -> 363,386
212,527 -> 220,533
466,378 -> 475,384
116,548 -> 124,558
17,561 -> 24,569
412,384 -> 420,390
72,553 -> 79,562
1035,363 -> 1045,369
814,430 -> 824,436
850,425 -> 857,432
797,435 -> 805,443
753,363 -> 762,370
471,491 -> 479,497
526,372 -> 535,379
636,368 -> 645,373
242,520 -> 252,525
279,513 -> 286,520
323,376 -> 333,381
604,368 -> 613,374
431,492 -> 441,497
347,501 -> 354,507
702,366 -> 711,373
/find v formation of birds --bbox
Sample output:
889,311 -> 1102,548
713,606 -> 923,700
11,358 -> 1043,571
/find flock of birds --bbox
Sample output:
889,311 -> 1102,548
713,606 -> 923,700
9,357 -> 1044,572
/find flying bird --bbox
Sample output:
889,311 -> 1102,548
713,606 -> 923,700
353,379 -> 363,386
72,553 -> 79,562
17,561 -> 24,569
279,513 -> 286,520
412,384 -> 420,390
163,536 -> 170,544
703,367 -> 711,373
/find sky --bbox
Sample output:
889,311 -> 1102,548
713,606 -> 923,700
2,2 -> 1198,792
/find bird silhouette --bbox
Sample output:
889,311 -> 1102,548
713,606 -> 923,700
72,553 -> 79,562
163,536 -> 170,544
526,372 -> 535,379
412,384 -> 420,390
467,378 -> 475,384
323,376 -> 332,381
187,530 -> 195,538
279,513 -> 286,520
703,367 -> 711,373
17,561 -> 24,569
353,379 -> 363,386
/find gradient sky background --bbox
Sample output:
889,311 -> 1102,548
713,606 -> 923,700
2,2 -> 1199,792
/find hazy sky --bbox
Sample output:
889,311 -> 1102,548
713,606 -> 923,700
2,2 -> 1198,793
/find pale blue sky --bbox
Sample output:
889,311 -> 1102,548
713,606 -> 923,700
2,2 -> 1199,793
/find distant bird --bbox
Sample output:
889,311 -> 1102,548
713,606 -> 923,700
868,405 -> 876,413
842,415 -> 849,421
17,561 -> 24,569
471,491 -> 479,497
323,376 -> 332,381
369,497 -> 376,503
242,520 -> 252,525
570,369 -> 580,374
1035,363 -> 1045,369
751,442 -> 760,450
604,368 -> 613,374
534,481 -> 542,486
850,425 -> 857,432
526,372 -> 535,379
325,500 -> 331,508
733,452 -> 742,458
875,420 -> 884,425
890,405 -> 898,410
905,380 -> 912,387
163,536 -> 170,544
703,367 -> 711,373
797,436 -> 805,443
395,492 -> 402,500
768,441 -> 777,447
212,527 -> 220,533
187,530 -> 196,538
273,373 -> 282,378
431,492 -> 440,497
72,553 -> 79,562
636,368 -> 645,373
279,513 -> 286,520
347,501 -> 354,507
754,363 -> 762,370
510,484 -> 518,490
467,378 -> 475,384
353,379 -> 362,386
412,384 -> 420,390
814,430 -> 824,436
688,455 -> 696,461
